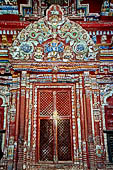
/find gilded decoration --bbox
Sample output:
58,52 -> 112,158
9,5 -> 98,62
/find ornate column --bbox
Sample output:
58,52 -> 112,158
7,73 -> 19,170
84,71 -> 95,169
0,85 -> 9,168
13,73 -> 21,170
26,82 -> 33,168
91,75 -> 105,169
79,74 -> 90,169
23,73 -> 30,170
76,82 -> 83,168
17,71 -> 27,170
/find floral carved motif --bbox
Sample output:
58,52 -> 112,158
9,5 -> 98,62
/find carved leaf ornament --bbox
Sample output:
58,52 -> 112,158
9,5 -> 98,62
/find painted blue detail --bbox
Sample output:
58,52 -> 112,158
92,35 -> 97,44
0,60 -> 9,62
76,44 -> 85,52
14,68 -> 96,73
14,68 -> 52,72
0,6 -> 18,10
99,46 -> 113,50
59,69 -> 96,73
0,10 -> 18,15
23,7 -> 32,16
100,60 -> 113,62
77,7 -> 87,16
38,36 -> 44,44
44,42 -> 64,53
20,43 -> 32,53
99,46 -> 109,49
66,37 -> 70,43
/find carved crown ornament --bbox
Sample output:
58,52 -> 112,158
9,5 -> 98,63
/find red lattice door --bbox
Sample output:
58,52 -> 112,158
37,89 -> 72,163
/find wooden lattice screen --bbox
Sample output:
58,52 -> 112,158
38,89 -> 72,163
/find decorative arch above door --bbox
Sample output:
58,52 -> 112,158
9,4 -> 98,66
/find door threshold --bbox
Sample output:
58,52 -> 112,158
29,163 -> 79,170
34,163 -> 74,168
38,161 -> 73,165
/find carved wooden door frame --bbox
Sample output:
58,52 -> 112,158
37,88 -> 73,164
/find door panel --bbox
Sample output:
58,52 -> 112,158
40,119 -> 53,161
56,91 -> 71,116
39,91 -> 54,116
57,119 -> 72,161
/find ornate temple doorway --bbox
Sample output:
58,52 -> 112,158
37,88 -> 73,163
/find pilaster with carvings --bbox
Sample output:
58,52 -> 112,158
79,74 -> 89,169
84,71 -> 95,169
17,71 -> 27,170
0,85 -> 10,168
91,75 -> 105,169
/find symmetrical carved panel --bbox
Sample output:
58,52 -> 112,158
9,5 -> 98,62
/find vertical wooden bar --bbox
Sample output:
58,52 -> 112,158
84,72 -> 95,169
17,71 -> 27,170
79,74 -> 90,169
79,75 -> 88,169
13,73 -> 20,170
23,73 -> 30,169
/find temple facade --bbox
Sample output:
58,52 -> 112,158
0,0 -> 113,170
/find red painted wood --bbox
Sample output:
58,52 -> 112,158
0,15 -> 19,21
81,0 -> 103,13
0,107 -> 4,130
0,98 -> 3,106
